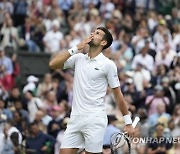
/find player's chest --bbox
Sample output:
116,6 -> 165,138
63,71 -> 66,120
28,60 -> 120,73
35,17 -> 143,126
76,59 -> 106,80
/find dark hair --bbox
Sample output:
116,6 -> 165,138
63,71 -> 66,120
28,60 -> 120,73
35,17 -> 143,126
26,90 -> 35,97
29,121 -> 38,127
97,27 -> 113,50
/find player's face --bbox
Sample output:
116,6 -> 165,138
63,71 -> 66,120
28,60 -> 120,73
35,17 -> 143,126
89,29 -> 106,47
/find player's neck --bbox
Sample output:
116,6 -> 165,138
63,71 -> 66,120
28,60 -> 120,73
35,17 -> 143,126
88,46 -> 102,59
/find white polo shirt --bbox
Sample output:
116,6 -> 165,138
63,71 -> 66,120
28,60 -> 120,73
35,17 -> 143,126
64,52 -> 120,117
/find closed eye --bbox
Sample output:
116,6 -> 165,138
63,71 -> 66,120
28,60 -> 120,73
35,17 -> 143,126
96,31 -> 100,34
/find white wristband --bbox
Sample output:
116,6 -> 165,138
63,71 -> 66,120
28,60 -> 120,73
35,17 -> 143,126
123,115 -> 132,125
68,46 -> 78,56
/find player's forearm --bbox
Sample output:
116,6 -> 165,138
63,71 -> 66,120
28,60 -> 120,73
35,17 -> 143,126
113,87 -> 132,125
114,91 -> 129,116
49,50 -> 71,70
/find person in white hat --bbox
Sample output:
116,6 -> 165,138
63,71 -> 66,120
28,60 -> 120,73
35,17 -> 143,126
23,75 -> 39,93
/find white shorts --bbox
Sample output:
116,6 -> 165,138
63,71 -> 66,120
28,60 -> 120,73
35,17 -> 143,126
60,115 -> 108,153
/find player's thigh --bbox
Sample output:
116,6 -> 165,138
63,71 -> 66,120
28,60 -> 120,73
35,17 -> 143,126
61,116 -> 84,149
84,116 -> 108,153
60,148 -> 79,154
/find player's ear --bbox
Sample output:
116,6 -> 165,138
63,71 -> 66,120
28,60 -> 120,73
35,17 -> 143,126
101,40 -> 107,48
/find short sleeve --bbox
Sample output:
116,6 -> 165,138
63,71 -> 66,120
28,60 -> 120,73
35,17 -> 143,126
106,61 -> 120,88
63,53 -> 83,69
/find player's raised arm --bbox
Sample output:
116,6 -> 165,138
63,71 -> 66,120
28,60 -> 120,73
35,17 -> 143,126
49,35 -> 93,70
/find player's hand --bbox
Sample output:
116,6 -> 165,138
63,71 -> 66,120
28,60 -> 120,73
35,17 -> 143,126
124,124 -> 135,138
77,34 -> 93,51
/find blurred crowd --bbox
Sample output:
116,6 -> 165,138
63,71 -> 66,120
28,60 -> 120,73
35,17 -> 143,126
0,0 -> 180,154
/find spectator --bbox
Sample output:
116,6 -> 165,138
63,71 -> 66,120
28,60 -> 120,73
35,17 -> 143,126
43,19 -> 63,53
11,53 -> 20,87
3,122 -> 23,145
169,105 -> 180,137
1,123 -> 15,154
23,75 -> 39,94
0,0 -> 14,15
147,123 -> 172,154
19,17 -> 40,52
161,76 -> 176,108
55,117 -> 69,154
132,63 -> 151,92
8,86 -> 21,107
47,104 -> 67,138
37,73 -> 53,99
25,90 -> 44,123
103,115 -> 120,147
0,98 -> 12,121
155,44 -> 176,67
0,46 -> 13,75
43,90 -> 58,113
13,0 -> 28,26
26,122 -> 56,154
34,110 -> 48,133
14,100 -> 29,124
148,103 -> 171,127
0,18 -> 19,51
131,41 -> 154,72
145,85 -> 170,116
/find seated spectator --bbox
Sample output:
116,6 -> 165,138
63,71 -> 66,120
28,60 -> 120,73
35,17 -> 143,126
8,86 -> 21,107
26,122 -> 56,154
103,115 -> 120,147
155,44 -> 176,67
0,98 -> 12,121
168,140 -> 180,154
151,64 -> 168,85
11,53 -> 20,87
43,90 -> 58,113
0,0 -> 14,15
161,76 -> 176,111
55,117 -> 69,154
3,122 -> 23,145
148,103 -> 171,127
131,41 -> 154,72
145,85 -> 170,116
170,52 -> 180,69
25,90 -> 44,123
34,110 -> 48,133
0,18 -> 19,51
153,22 -> 172,52
136,108 -> 150,137
147,123 -> 172,154
0,46 -> 13,73
14,100 -> 29,124
36,73 -> 53,99
132,63 -> 151,92
47,104 -> 67,138
1,124 -> 15,154
168,105 -> 180,137
12,110 -> 28,139
19,17 -> 40,52
13,0 -> 28,26
43,19 -> 63,53
23,75 -> 39,94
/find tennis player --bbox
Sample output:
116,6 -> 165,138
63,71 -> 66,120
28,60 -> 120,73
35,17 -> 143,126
49,27 -> 135,154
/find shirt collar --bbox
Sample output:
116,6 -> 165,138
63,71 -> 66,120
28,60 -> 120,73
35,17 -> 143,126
85,52 -> 104,61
